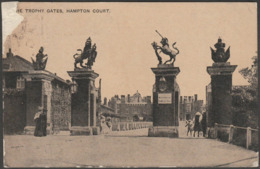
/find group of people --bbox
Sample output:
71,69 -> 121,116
185,111 -> 207,137
100,115 -> 113,134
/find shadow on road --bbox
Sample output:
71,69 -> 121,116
213,156 -> 258,167
104,135 -> 148,138
104,134 -> 207,139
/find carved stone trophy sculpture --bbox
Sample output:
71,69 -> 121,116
151,30 -> 179,65
210,37 -> 230,63
31,47 -> 48,70
73,37 -> 97,69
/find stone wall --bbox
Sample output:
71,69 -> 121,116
51,80 -> 71,132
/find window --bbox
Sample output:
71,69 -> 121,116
16,76 -> 25,89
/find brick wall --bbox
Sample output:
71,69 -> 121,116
51,81 -> 71,132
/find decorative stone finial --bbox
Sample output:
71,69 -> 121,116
31,47 -> 48,70
73,37 -> 97,70
151,30 -> 179,66
210,38 -> 230,63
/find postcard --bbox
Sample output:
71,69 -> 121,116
2,1 -> 258,167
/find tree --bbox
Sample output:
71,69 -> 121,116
239,55 -> 258,89
232,56 -> 258,128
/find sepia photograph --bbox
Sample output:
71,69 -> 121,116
1,1 -> 258,167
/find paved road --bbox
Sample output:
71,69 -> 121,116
3,122 -> 258,167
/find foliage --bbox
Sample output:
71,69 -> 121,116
232,56 -> 258,129
239,56 -> 258,89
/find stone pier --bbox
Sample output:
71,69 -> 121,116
68,69 -> 99,135
207,62 -> 237,126
24,70 -> 54,135
148,64 -> 180,138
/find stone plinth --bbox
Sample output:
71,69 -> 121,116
207,62 -> 237,127
70,126 -> 93,136
23,70 -> 54,135
68,69 -> 99,135
148,126 -> 178,137
148,64 -> 180,138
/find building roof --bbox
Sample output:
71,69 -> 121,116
3,55 -> 34,72
3,50 -> 70,86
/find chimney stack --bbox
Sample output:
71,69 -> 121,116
184,96 -> 187,103
104,97 -> 107,105
121,95 -> 125,104
146,96 -> 151,103
194,94 -> 198,101
7,48 -> 13,58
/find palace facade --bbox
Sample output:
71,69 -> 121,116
179,94 -> 204,121
107,91 -> 153,121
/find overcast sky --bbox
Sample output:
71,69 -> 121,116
2,2 -> 257,102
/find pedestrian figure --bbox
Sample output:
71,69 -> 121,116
185,120 -> 193,136
193,112 -> 202,137
106,117 -> 112,131
42,108 -> 47,136
100,115 -> 106,133
34,106 -> 47,137
201,111 -> 207,137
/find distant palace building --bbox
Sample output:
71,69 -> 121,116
179,94 -> 204,121
107,91 -> 153,121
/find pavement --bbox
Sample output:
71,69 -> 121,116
3,122 -> 258,167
